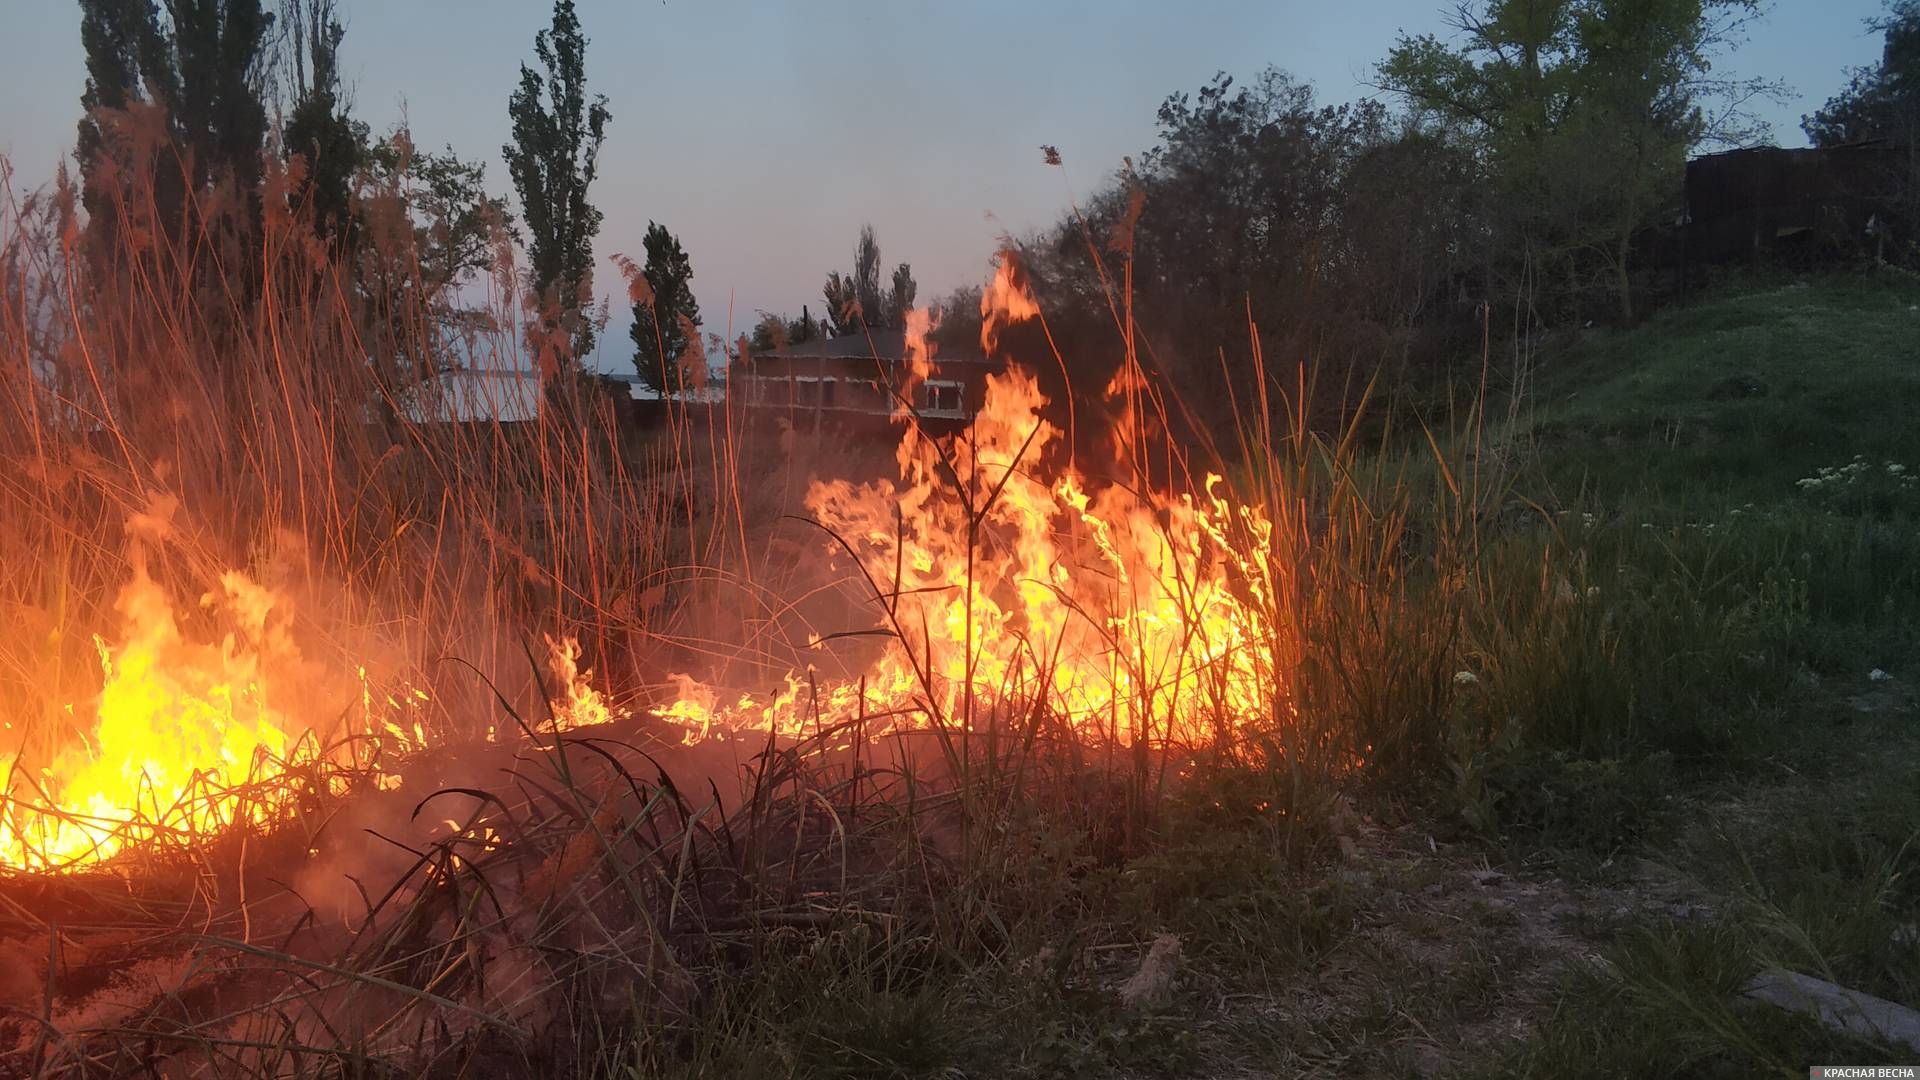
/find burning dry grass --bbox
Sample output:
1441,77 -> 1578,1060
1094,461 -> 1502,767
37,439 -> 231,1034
0,139 -> 1521,1075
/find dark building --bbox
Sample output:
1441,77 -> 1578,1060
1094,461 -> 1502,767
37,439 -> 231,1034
1683,142 -> 1915,265
737,329 -> 1002,436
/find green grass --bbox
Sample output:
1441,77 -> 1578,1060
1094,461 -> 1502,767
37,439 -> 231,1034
1456,268 -> 1920,1075
1471,716 -> 1920,1078
1528,271 -> 1920,508
1445,269 -> 1920,835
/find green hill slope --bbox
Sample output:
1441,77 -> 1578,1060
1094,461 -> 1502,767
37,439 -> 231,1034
1528,273 -> 1920,506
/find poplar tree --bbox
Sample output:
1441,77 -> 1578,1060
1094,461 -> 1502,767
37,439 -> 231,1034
504,0 -> 612,365
629,223 -> 702,395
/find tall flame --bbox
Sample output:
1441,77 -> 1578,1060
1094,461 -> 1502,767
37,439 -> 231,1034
1,570 -> 308,868
651,258 -> 1281,747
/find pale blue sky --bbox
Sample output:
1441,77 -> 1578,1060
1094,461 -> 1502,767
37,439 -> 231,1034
0,0 -> 1888,375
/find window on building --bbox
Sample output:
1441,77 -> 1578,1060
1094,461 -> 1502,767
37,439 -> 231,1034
921,380 -> 964,417
792,376 -> 841,409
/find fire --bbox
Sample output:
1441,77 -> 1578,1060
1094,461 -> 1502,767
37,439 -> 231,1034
0,570 -> 618,871
0,257 -> 1280,870
0,569 -> 313,869
544,634 -> 628,731
651,260 -> 1284,748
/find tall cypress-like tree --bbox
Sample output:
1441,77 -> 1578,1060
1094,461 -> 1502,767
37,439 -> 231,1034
889,262 -> 917,327
282,0 -> 365,250
168,0 -> 273,217
79,0 -> 162,257
629,222 -> 702,395
821,224 -> 903,334
822,270 -> 857,335
851,225 -> 885,327
76,0 -> 275,255
504,0 -> 612,366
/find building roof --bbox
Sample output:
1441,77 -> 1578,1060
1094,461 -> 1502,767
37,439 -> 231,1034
759,328 -> 991,365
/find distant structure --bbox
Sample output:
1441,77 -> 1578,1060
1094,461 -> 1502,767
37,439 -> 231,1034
734,329 -> 1001,435
401,366 -> 543,424
1682,142 -> 1914,266
402,365 -> 644,428
393,330 -> 1009,435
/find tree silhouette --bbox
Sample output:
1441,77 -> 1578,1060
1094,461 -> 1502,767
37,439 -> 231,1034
283,0 -> 366,251
822,224 -> 914,333
505,0 -> 612,366
76,0 -> 275,261
629,223 -> 702,395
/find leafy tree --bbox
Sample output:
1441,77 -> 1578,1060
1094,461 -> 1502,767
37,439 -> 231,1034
747,304 -> 820,354
821,224 -> 895,333
748,312 -> 787,355
791,304 -> 819,344
1023,70 -> 1409,420
1137,71 -> 1382,329
504,0 -> 612,366
628,223 -> 702,395
363,135 -> 515,297
1338,120 -> 1484,335
889,262 -> 918,326
355,132 -> 516,410
1008,68 -> 1496,448
1804,2 -> 1920,147
1378,0 -> 1769,321
282,0 -> 366,249
822,270 -> 857,335
76,0 -> 276,255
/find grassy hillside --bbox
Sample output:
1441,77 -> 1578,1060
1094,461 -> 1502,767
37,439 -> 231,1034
1528,273 -> 1920,507
1463,270 -> 1920,1077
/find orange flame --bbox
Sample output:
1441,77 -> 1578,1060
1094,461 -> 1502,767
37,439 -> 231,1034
0,571 -> 619,870
0,570 -> 311,868
1,262 -> 1278,869
652,262 -> 1282,748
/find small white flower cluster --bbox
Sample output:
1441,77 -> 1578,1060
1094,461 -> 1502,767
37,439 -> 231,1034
1796,456 -> 1915,491
1795,456 -> 1916,506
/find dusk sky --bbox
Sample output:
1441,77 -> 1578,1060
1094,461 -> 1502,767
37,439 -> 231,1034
0,0 -> 1889,376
